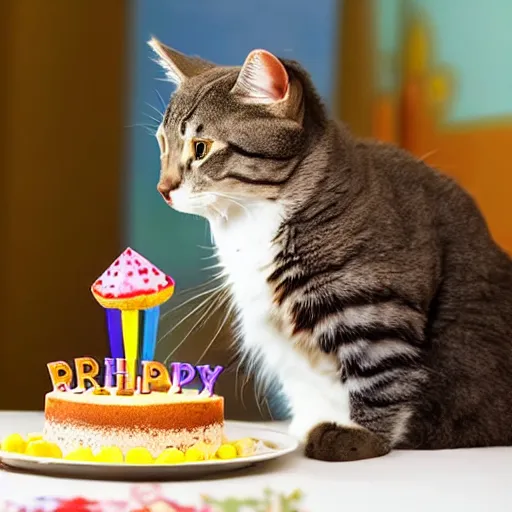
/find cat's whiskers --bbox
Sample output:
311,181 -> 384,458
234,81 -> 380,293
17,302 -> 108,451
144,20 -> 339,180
201,262 -> 225,272
157,282 -> 228,338
197,244 -> 218,252
126,123 -> 159,136
163,299 -> 220,365
250,355 -> 268,420
164,288 -> 231,364
209,203 -> 228,221
210,192 -> 254,222
154,89 -> 167,112
196,243 -> 220,261
144,101 -> 164,120
234,353 -> 242,405
160,272 -> 226,317
195,296 -> 235,365
233,347 -> 267,418
240,370 -> 251,412
200,253 -> 220,261
264,397 -> 275,421
143,112 -> 163,126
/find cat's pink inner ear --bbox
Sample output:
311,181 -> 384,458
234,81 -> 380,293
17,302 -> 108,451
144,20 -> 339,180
232,50 -> 289,104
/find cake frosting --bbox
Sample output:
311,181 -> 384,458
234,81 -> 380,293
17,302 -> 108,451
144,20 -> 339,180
43,389 -> 224,457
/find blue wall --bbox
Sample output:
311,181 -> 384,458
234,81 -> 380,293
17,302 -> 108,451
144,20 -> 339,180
127,0 -> 339,291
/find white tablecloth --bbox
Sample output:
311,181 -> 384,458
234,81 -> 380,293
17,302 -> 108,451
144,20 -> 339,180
0,411 -> 511,511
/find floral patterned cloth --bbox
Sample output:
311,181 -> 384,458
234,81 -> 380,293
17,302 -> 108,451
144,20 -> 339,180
1,484 -> 305,512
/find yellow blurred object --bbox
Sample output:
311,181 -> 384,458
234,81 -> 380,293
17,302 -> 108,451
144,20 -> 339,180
1,433 -> 26,454
216,443 -> 237,460
125,447 -> 153,464
429,73 -> 450,103
64,447 -> 95,462
233,437 -> 256,457
190,441 -> 216,460
26,433 -> 43,443
96,446 -> 124,463
25,440 -> 62,459
184,447 -> 205,462
405,18 -> 429,77
155,447 -> 186,464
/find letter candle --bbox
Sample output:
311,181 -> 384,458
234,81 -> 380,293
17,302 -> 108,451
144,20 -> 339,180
115,358 -> 127,392
47,358 -> 224,396
197,365 -> 224,396
47,361 -> 73,391
171,363 -> 196,392
74,357 -> 100,391
104,357 -> 116,388
141,361 -> 171,393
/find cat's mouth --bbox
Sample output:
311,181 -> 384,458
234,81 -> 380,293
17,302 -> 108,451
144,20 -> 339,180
165,185 -> 218,217
162,195 -> 173,206
165,186 -> 250,223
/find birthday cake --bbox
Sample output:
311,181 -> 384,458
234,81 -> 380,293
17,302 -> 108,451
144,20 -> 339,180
43,363 -> 225,459
37,248 -> 229,463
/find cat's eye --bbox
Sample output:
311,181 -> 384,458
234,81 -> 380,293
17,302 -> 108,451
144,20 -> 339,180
193,139 -> 211,160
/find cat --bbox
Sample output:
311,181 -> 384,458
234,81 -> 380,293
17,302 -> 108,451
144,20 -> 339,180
148,37 -> 512,461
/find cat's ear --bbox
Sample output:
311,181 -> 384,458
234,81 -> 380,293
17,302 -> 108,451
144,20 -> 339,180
231,49 -> 289,104
148,37 -> 215,85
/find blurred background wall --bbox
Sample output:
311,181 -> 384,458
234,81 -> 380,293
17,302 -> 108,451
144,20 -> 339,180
368,0 -> 512,252
1,0 -> 511,416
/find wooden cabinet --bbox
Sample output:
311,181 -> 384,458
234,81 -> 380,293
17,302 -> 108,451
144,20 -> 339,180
0,1 -> 126,409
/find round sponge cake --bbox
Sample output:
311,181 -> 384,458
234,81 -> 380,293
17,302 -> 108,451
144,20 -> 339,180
43,389 -> 224,457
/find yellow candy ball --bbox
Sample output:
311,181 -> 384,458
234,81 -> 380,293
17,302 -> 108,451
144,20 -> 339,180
25,440 -> 62,459
190,441 -> 216,460
1,433 -> 26,454
26,432 -> 43,443
64,447 -> 95,462
96,446 -> 124,463
125,447 -> 153,464
185,447 -> 205,462
233,437 -> 256,457
155,448 -> 185,464
216,443 -> 237,460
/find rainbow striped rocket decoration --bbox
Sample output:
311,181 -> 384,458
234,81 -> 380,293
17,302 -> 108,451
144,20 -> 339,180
91,248 -> 175,388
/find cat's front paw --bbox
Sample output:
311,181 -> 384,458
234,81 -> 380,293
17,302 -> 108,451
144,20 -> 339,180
305,422 -> 390,462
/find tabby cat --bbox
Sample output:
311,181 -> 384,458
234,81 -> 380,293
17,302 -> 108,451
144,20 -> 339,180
149,37 -> 512,461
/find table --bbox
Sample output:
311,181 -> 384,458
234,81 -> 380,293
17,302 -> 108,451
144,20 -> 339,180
1,411 -> 511,511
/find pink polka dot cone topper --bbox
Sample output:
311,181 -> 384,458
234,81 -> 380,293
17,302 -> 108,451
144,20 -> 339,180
91,247 -> 175,311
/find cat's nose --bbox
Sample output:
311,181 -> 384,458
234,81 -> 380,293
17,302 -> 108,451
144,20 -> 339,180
158,175 -> 182,204
157,182 -> 173,204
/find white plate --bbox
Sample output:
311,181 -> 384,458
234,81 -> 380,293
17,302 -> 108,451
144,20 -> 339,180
0,421 -> 298,480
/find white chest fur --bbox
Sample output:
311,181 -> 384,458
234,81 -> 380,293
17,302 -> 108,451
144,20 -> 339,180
209,201 -> 353,441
